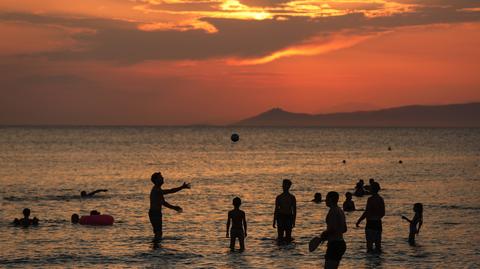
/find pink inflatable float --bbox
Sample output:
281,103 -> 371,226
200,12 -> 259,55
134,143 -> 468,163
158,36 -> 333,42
79,214 -> 114,226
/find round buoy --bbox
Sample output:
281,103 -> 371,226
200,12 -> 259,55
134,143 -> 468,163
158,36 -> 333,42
342,160 -> 346,164
399,160 -> 403,164
231,133 -> 239,142
388,146 -> 392,151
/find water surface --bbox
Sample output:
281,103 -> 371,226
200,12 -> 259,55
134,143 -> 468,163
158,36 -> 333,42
1,127 -> 479,268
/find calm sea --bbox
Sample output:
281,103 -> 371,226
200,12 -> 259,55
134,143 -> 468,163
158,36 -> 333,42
0,127 -> 479,268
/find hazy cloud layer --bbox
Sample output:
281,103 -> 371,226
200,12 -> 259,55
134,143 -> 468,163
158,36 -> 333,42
1,1 -> 479,63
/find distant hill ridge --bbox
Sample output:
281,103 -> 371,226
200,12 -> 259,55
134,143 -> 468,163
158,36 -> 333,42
233,102 -> 480,127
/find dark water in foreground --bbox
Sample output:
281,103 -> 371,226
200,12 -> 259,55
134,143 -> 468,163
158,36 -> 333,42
0,127 -> 479,268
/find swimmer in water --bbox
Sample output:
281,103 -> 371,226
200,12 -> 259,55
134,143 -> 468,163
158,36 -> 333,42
365,178 -> 380,193
71,213 -> 80,224
312,192 -> 322,204
13,208 -> 39,227
273,179 -> 296,244
342,192 -> 356,212
149,172 -> 190,240
226,197 -> 247,251
402,203 -> 423,246
90,210 -> 101,215
354,179 -> 366,197
80,189 -> 108,197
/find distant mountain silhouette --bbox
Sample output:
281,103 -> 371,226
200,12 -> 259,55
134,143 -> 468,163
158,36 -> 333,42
234,103 -> 480,127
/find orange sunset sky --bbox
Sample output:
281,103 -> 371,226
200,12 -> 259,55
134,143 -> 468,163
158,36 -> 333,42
0,0 -> 479,125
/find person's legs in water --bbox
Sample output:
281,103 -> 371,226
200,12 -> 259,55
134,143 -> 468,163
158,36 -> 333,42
285,227 -> 292,243
149,210 -> 163,240
324,240 -> 346,269
408,232 -> 415,246
374,231 -> 382,252
365,229 -> 374,252
285,214 -> 293,243
230,235 -> 236,250
239,235 -> 245,251
277,225 -> 285,243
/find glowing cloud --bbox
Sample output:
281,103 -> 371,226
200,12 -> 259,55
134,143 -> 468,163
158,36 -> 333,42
228,32 -> 375,65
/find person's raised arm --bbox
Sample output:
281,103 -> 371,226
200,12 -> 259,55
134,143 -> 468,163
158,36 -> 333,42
226,212 -> 231,238
163,200 -> 182,212
163,182 -> 191,195
401,215 -> 411,222
273,197 -> 278,228
87,189 -> 108,196
243,212 -> 247,237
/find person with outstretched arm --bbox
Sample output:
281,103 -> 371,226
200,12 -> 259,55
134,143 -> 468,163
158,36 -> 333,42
149,172 -> 190,240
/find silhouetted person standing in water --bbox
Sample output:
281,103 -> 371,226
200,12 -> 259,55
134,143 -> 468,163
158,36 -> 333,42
81,189 -> 108,197
320,192 -> 347,269
149,172 -> 190,240
273,179 -> 296,244
356,182 -> 384,253
226,197 -> 247,251
402,203 -> 423,246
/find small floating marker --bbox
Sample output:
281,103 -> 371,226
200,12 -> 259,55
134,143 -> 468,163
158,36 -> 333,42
388,146 -> 392,151
231,133 -> 240,143
342,160 -> 346,164
399,160 -> 403,164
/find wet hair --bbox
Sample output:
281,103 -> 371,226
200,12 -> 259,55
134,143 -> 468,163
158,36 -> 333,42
23,208 -> 30,217
370,182 -> 380,194
81,191 -> 87,197
345,192 -> 353,199
71,214 -> 80,224
282,179 -> 292,190
414,203 -> 423,216
233,197 -> 241,208
151,172 -> 163,184
326,191 -> 339,204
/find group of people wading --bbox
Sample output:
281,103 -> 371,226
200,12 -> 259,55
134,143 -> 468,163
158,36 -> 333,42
148,172 -> 424,269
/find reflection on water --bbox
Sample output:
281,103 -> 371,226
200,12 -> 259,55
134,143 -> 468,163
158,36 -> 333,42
0,127 -> 479,268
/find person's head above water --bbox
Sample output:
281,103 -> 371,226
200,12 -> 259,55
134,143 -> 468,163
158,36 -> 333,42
370,182 -> 380,194
23,208 -> 30,218
345,192 -> 353,200
233,197 -> 242,208
313,192 -> 322,202
151,172 -> 164,186
414,203 -> 423,215
369,178 -> 375,185
326,192 -> 339,207
282,179 -> 292,192
71,214 -> 79,224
